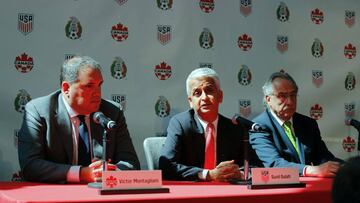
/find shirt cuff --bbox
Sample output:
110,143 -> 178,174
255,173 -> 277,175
66,166 -> 81,183
302,166 -> 309,177
198,169 -> 209,181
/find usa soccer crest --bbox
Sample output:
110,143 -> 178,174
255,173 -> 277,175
310,103 -> 323,120
311,38 -> 324,58
114,0 -> 128,6
14,53 -> 34,73
238,65 -> 252,86
65,17 -> 82,40
277,35 -> 288,53
342,136 -> 355,153
111,94 -> 126,111
345,10 -> 355,28
155,96 -> 171,118
200,0 -> 215,13
157,0 -> 173,10
111,22 -> 129,42
238,34 -> 253,51
18,13 -> 34,36
276,2 -> 290,22
344,43 -> 356,59
312,70 -> 323,88
199,63 -> 213,69
240,0 -> 252,17
110,57 -> 127,80
239,99 -> 251,118
311,8 -> 324,25
157,25 -> 171,45
344,102 -> 356,118
260,170 -> 270,183
155,62 -> 172,80
345,72 -> 356,91
199,28 -> 214,49
14,89 -> 31,113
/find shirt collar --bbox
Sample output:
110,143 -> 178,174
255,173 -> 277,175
268,108 -> 293,127
196,113 -> 219,130
61,93 -> 89,118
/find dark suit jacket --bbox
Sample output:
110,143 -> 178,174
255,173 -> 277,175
18,90 -> 140,183
249,108 -> 341,175
159,109 -> 261,181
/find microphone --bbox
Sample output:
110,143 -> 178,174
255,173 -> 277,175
93,112 -> 117,130
232,114 -> 270,132
345,118 -> 360,131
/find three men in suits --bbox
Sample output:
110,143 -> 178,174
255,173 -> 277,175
18,56 -> 140,183
159,67 -> 259,181
250,72 -> 342,177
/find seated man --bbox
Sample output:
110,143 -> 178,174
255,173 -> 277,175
250,72 -> 342,177
18,56 -> 140,183
159,67 -> 260,182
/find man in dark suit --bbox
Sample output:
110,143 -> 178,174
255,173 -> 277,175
18,56 -> 140,183
250,72 -> 342,177
159,67 -> 258,181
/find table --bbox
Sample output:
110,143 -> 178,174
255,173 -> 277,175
0,177 -> 333,203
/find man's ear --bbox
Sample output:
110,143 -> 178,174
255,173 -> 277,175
218,90 -> 223,103
61,81 -> 70,97
188,97 -> 193,108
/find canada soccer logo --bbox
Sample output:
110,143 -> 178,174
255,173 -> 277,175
65,17 -> 82,40
155,96 -> 171,118
345,10 -> 355,28
18,13 -> 34,36
239,99 -> 251,118
105,176 -> 117,188
157,0 -> 173,10
155,62 -> 172,80
199,28 -> 214,49
111,23 -> 129,42
238,65 -> 252,86
276,2 -> 290,22
238,34 -> 253,51
157,25 -> 171,45
342,136 -> 355,153
312,70 -> 323,88
311,38 -> 324,58
14,89 -> 31,113
110,57 -> 127,80
14,53 -> 34,73
240,0 -> 252,17
311,8 -> 324,25
199,0 -> 215,13
344,43 -> 356,59
345,72 -> 356,91
277,35 -> 288,53
310,104 -> 323,120
344,102 -> 356,118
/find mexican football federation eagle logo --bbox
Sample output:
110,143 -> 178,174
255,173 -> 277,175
110,57 -> 127,80
345,72 -> 356,91
276,2 -> 290,22
155,96 -> 171,118
311,38 -> 324,58
65,17 -> 82,40
199,28 -> 214,49
157,0 -> 173,10
238,65 -> 252,86
14,89 -> 31,113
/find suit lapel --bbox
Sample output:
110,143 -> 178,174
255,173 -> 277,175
55,93 -> 74,164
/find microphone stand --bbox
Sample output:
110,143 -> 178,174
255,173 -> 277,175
88,129 -> 109,188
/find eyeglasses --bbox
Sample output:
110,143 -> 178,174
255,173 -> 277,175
270,92 -> 298,100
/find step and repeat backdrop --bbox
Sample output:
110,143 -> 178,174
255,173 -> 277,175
1,0 -> 360,181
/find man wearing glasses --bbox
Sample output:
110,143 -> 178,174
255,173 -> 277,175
249,72 -> 342,177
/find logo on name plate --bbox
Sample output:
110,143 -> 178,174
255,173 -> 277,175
344,102 -> 356,118
157,0 -> 173,10
14,53 -> 34,73
239,100 -> 251,118
261,170 -> 270,183
310,104 -> 323,120
345,10 -> 355,28
238,34 -> 253,51
111,22 -> 129,42
240,0 -> 252,17
312,70 -> 323,88
18,13 -> 34,36
311,8 -> 324,25
342,136 -> 355,152
65,17 -> 82,40
111,57 -> 127,80
345,72 -> 356,91
238,65 -> 252,86
155,96 -> 171,118
14,89 -> 31,113
276,2 -> 290,22
105,175 -> 118,188
157,25 -> 171,45
344,43 -> 356,59
199,0 -> 215,13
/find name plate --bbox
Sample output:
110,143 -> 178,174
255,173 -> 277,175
251,167 -> 299,185
102,170 -> 162,190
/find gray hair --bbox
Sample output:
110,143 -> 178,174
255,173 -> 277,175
186,67 -> 220,96
262,72 -> 298,96
60,56 -> 102,86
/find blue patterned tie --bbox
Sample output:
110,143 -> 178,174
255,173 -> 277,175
78,115 -> 91,166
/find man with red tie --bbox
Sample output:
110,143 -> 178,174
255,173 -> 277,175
159,67 -> 260,181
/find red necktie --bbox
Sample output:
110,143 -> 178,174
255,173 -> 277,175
204,123 -> 216,169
